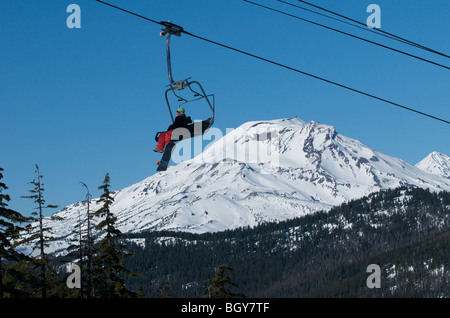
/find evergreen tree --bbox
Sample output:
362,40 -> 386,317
81,181 -> 94,298
65,182 -> 95,298
204,265 -> 244,298
92,173 -> 138,298
21,164 -> 58,298
0,167 -> 33,298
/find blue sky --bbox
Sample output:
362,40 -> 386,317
2,0 -> 449,216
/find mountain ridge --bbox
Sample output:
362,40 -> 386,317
123,186 -> 450,298
21,117 -> 450,255
416,151 -> 450,179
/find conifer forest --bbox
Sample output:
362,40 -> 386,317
0,166 -> 448,298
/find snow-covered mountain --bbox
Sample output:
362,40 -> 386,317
416,151 -> 450,179
22,117 -> 450,255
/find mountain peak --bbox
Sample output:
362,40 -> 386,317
416,151 -> 450,179
191,117 -> 339,169
21,117 -> 450,256
236,116 -> 307,130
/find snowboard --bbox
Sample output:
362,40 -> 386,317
156,142 -> 176,172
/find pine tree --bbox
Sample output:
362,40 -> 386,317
65,181 -> 95,298
92,173 -> 138,298
204,265 -> 244,298
0,167 -> 33,298
81,181 -> 94,298
21,164 -> 59,298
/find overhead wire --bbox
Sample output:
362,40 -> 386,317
243,0 -> 450,71
94,0 -> 450,125
277,0 -> 420,47
95,0 -> 163,25
295,0 -> 450,59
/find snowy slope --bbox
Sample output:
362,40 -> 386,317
21,117 -> 450,255
416,151 -> 450,179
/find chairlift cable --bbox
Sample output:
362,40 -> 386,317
94,0 -> 450,125
277,0 -> 420,48
182,30 -> 450,125
295,0 -> 450,59
243,0 -> 450,71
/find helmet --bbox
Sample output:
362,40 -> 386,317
176,107 -> 185,114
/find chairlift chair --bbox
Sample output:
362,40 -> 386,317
157,21 -> 215,142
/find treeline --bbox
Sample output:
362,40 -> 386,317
123,187 -> 449,297
1,165 -> 236,298
0,166 -> 140,298
2,164 -> 449,298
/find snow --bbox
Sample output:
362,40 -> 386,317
416,151 -> 450,179
19,116 -> 450,256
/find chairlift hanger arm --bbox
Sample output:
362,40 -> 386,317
160,21 -> 188,87
159,21 -> 215,127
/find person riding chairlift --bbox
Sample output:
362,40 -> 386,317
153,107 -> 192,153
